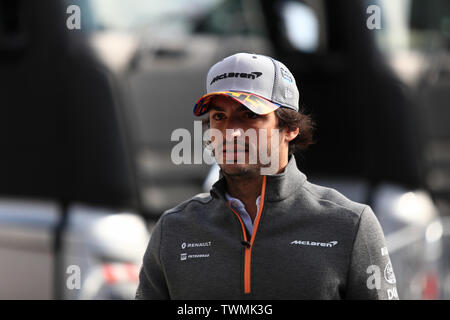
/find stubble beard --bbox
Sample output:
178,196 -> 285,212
220,162 -> 261,179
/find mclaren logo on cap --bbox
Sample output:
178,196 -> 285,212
210,71 -> 262,85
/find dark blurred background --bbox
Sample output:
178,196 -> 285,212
0,0 -> 449,299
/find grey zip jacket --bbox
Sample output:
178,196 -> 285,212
136,156 -> 398,300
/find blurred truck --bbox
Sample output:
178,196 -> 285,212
0,0 -> 149,299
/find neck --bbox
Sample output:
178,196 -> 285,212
224,173 -> 262,221
225,173 -> 263,201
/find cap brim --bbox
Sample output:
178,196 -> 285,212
193,91 -> 280,116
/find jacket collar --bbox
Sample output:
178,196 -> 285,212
210,155 -> 307,202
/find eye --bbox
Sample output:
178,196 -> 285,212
212,112 -> 226,121
246,112 -> 260,119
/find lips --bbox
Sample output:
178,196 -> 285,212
222,147 -> 248,154
221,146 -> 248,162
223,148 -> 247,152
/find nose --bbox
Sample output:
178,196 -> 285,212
225,128 -> 243,142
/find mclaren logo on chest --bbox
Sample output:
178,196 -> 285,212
210,71 -> 262,85
290,240 -> 338,248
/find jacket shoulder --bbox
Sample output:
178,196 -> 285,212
162,192 -> 213,217
301,181 -> 368,218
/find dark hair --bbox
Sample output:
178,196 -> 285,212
201,107 -> 316,155
274,107 -> 316,155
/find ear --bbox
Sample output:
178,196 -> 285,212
284,127 -> 300,142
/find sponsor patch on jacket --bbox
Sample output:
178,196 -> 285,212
384,261 -> 396,284
181,241 -> 212,249
290,240 -> 338,248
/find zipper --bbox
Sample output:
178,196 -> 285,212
228,175 -> 267,295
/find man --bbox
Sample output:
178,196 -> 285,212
136,53 -> 398,299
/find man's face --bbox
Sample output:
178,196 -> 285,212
208,95 -> 286,177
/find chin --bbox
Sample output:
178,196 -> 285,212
220,163 -> 259,177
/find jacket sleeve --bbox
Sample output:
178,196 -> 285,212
345,206 -> 399,300
135,216 -> 170,300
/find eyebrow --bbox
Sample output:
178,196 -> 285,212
209,105 -> 225,112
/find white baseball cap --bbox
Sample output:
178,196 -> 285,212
193,52 -> 300,116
